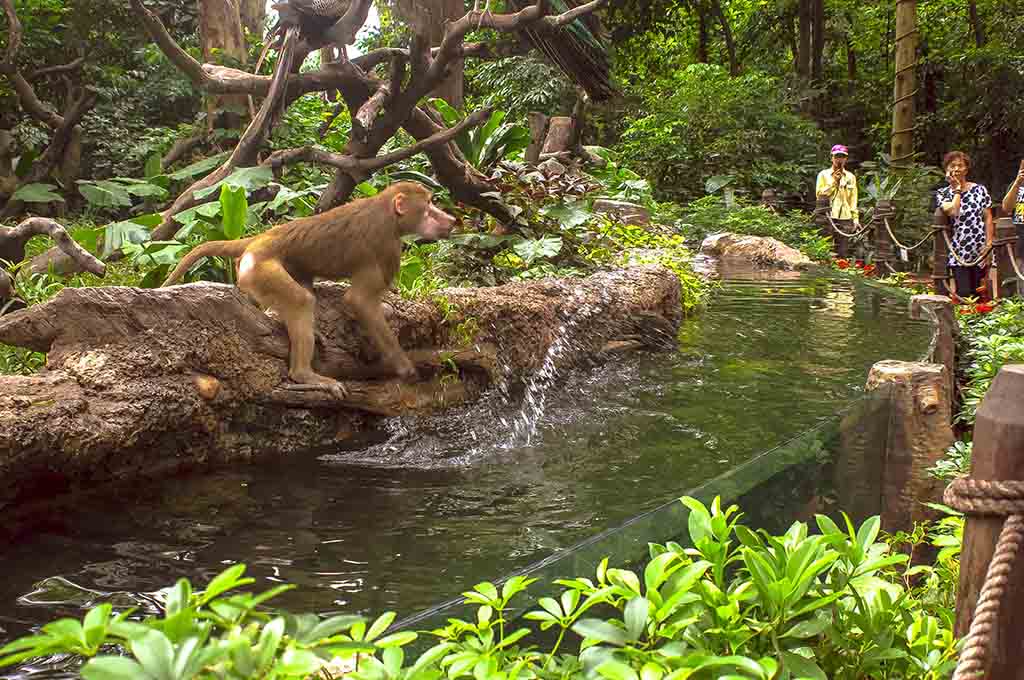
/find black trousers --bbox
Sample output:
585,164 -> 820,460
950,265 -> 986,299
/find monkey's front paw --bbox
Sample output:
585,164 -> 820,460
284,374 -> 349,400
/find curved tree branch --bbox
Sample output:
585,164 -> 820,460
264,106 -> 492,175
27,56 -> 86,81
0,218 -> 105,277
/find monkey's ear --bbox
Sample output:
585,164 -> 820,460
393,192 -> 407,216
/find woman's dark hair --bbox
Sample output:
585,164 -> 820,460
943,150 -> 972,170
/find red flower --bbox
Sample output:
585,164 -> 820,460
836,259 -> 850,269
863,264 -> 877,276
975,302 -> 995,314
854,260 -> 865,268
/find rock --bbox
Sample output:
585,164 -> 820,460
592,199 -> 651,226
538,158 -> 566,177
699,232 -> 812,270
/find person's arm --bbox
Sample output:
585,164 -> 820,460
940,182 -> 962,217
1002,161 -> 1024,215
849,173 -> 859,224
816,171 -> 837,198
985,207 -> 994,244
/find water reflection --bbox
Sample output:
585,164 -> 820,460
0,270 -> 931,678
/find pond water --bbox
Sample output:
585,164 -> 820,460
0,265 -> 933,676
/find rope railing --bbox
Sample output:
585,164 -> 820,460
945,480 -> 1024,679
882,218 -> 940,252
1005,242 -> 1024,282
942,231 -> 993,268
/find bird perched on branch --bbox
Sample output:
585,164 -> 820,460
268,0 -> 354,53
505,0 -> 618,101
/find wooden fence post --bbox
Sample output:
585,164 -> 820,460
524,112 -> 549,165
874,200 -> 896,271
954,365 -> 1024,678
932,206 -> 951,296
993,217 -> 1018,299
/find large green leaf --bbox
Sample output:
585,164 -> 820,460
78,181 -> 132,208
12,183 -> 64,203
166,151 -> 231,181
513,236 -> 562,265
219,185 -> 247,240
193,165 -> 273,200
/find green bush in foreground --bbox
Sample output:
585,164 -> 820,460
0,496 -> 961,680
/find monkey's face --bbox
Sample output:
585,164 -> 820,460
417,203 -> 456,241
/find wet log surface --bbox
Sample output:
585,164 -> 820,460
0,266 -> 682,524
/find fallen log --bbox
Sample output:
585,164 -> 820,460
0,266 -> 682,526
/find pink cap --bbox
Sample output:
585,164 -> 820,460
831,144 -> 849,156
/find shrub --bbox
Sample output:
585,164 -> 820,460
618,64 -> 824,203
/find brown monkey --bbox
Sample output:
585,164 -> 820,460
162,182 -> 456,397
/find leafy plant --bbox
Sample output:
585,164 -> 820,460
429,100 -> 531,172
0,496 -> 963,680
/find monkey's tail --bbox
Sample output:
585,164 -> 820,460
161,238 -> 256,287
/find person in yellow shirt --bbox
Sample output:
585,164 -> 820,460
815,144 -> 860,225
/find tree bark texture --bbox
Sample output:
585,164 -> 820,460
810,0 -> 824,81
797,0 -> 811,78
199,0 -> 249,129
0,267 -> 683,535
890,0 -> 917,165
238,0 -> 266,37
427,0 -> 465,108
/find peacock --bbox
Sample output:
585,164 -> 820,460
262,0 -> 617,101
501,0 -> 618,101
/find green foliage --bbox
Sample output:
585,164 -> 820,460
618,64 -> 823,203
466,57 -> 570,118
429,100 -> 531,173
955,298 -> 1024,425
928,439 -> 972,483
1,497 -> 962,680
676,195 -> 813,248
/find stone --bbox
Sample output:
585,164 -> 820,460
699,232 -> 812,270
592,199 -> 651,226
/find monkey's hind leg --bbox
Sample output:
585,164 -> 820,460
239,257 -> 349,400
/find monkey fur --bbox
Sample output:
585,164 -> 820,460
162,182 -> 456,397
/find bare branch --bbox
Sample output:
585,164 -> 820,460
0,218 -> 105,277
265,106 -> 492,176
353,84 -> 390,143
27,56 -> 86,81
544,0 -> 606,28
129,0 -> 209,86
162,134 -> 207,168
9,73 -> 64,128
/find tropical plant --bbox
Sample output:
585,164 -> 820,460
429,100 -> 531,173
0,496 -> 962,680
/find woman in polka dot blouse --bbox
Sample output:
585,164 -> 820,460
936,150 -> 994,299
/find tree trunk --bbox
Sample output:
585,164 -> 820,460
427,0 -> 465,108
967,0 -> 985,47
797,0 -> 811,78
199,0 -> 249,130
846,32 -> 856,84
890,0 -> 917,166
810,0 -> 824,81
695,2 -> 709,63
238,0 -> 266,37
709,0 -> 738,75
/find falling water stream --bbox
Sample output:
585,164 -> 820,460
0,265 -> 933,678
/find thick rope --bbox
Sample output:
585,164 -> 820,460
1004,243 -> 1024,282
943,231 -> 992,268
826,214 -> 874,240
882,218 -> 941,252
944,478 -> 1024,680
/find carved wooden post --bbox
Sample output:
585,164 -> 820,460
910,294 -> 956,400
761,189 -> 778,213
874,199 -> 896,271
993,217 -> 1018,299
954,365 -> 1024,678
932,206 -> 951,296
869,361 -> 954,534
524,112 -> 549,165
541,116 -> 575,155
